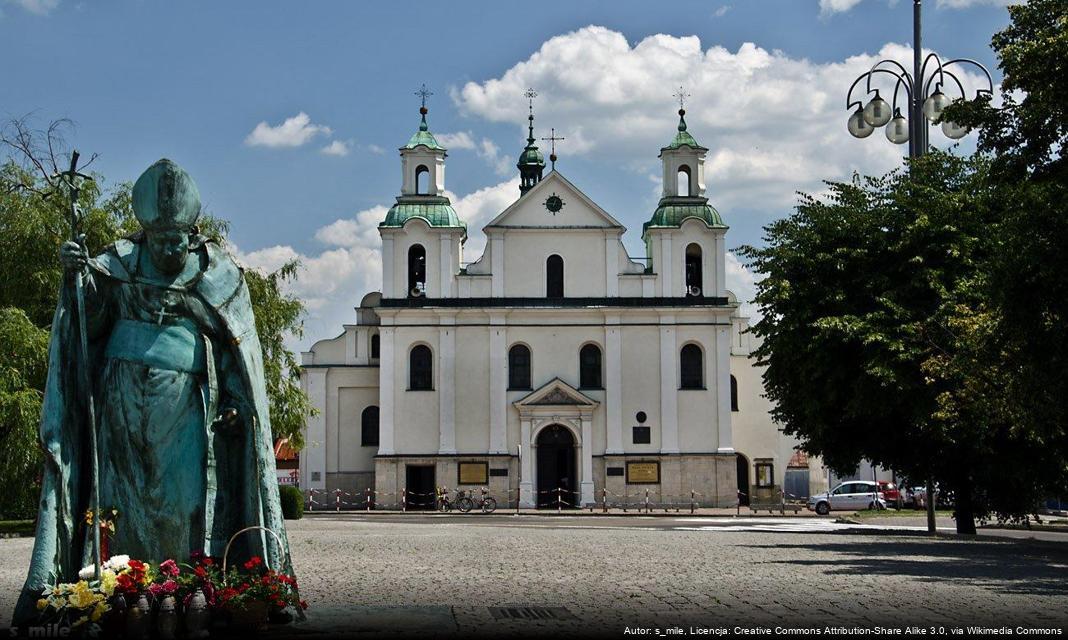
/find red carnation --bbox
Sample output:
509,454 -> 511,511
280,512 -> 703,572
159,559 -> 179,577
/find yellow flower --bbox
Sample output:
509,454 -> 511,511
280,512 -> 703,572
36,598 -> 48,611
90,601 -> 109,622
68,581 -> 97,609
51,596 -> 67,609
100,570 -> 117,597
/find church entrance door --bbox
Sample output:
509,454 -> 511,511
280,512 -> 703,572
405,464 -> 436,511
536,425 -> 577,508
736,453 -> 750,506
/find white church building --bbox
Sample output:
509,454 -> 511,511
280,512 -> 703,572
298,100 -> 827,508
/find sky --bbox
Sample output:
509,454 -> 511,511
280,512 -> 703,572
1,0 -> 1015,347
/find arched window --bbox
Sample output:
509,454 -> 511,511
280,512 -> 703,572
677,165 -> 691,197
579,344 -> 603,389
508,344 -> 532,390
409,345 -> 433,390
361,406 -> 380,446
370,334 -> 380,360
730,375 -> 739,412
685,243 -> 703,297
546,254 -> 564,298
408,244 -> 426,297
415,165 -> 429,195
680,343 -> 704,389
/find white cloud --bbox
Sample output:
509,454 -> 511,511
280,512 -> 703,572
436,131 -> 477,150
439,131 -> 513,176
454,26 -> 990,217
712,5 -> 731,18
5,0 -> 59,14
819,0 -> 864,14
320,140 -> 351,157
245,112 -> 332,148
366,144 -> 386,155
936,0 -> 1018,7
725,251 -> 759,319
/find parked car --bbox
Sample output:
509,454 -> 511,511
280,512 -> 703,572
808,481 -> 887,515
877,481 -> 903,509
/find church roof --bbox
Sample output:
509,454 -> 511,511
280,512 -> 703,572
661,110 -> 708,153
380,196 -> 466,232
403,112 -> 445,152
643,196 -> 725,233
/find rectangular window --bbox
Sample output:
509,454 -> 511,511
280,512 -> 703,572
755,462 -> 774,488
489,468 -> 509,477
606,467 -> 625,477
632,426 -> 651,444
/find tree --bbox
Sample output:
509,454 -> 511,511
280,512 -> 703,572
0,308 -> 49,519
738,151 -> 1055,533
0,117 -> 315,516
942,0 -> 1068,501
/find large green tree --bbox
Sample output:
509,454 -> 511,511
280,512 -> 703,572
943,0 -> 1068,493
0,118 -> 315,516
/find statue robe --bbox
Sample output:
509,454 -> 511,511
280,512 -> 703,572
13,235 -> 293,625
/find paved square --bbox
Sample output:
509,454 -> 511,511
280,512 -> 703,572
2,514 -> 1066,637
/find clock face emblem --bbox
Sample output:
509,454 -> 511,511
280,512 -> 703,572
544,193 -> 565,214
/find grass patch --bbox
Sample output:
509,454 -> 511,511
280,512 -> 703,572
849,509 -> 954,519
0,520 -> 35,536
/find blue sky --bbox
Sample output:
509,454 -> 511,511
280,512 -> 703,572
1,0 -> 1014,344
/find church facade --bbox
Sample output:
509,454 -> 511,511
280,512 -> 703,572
298,103 -> 826,508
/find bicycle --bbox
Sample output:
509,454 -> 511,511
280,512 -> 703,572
437,488 -> 474,513
471,488 -> 497,514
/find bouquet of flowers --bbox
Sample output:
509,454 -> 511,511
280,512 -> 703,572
218,555 -> 307,613
37,555 -> 148,630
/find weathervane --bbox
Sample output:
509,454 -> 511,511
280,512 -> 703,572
541,127 -> 565,170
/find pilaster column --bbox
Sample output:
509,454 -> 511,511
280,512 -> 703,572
714,232 -> 726,297
605,316 -> 623,454
438,320 -> 456,454
716,324 -> 734,453
659,316 -> 680,454
491,234 -> 505,297
488,316 -> 507,453
519,419 -> 534,507
378,326 -> 396,455
660,233 -> 673,296
303,369 -> 328,490
604,235 -> 618,296
580,416 -> 595,506
439,234 -> 453,298
381,235 -> 395,298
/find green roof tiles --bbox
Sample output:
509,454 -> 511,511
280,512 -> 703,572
663,112 -> 707,151
643,197 -> 725,233
380,196 -> 466,232
403,114 -> 445,151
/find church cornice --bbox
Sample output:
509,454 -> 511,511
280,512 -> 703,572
379,296 -> 730,309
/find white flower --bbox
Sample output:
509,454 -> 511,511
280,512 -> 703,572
103,555 -> 130,571
78,565 -> 95,581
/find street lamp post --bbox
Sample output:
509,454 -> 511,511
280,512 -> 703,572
844,0 -> 994,534
846,0 -> 994,159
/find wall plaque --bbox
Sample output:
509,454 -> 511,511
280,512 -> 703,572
458,461 -> 489,485
626,461 -> 660,484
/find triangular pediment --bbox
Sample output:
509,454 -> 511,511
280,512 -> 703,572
513,377 -> 599,409
484,171 -> 625,230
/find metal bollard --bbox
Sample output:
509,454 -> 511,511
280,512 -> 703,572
366,488 -> 372,511
644,488 -> 650,514
557,487 -> 562,514
691,489 -> 696,514
308,489 -> 313,512
335,489 -> 341,513
602,487 -> 608,514
402,488 -> 407,512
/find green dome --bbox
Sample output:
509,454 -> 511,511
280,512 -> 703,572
403,113 -> 445,151
643,197 -> 725,233
380,196 -> 467,233
518,145 -> 544,166
663,111 -> 707,151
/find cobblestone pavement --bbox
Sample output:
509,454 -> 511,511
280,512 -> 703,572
2,514 -> 1067,637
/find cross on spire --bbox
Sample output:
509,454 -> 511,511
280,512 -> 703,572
673,86 -> 691,111
541,128 -> 565,170
415,83 -> 434,109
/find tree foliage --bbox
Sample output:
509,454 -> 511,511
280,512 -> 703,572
0,308 -> 49,519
